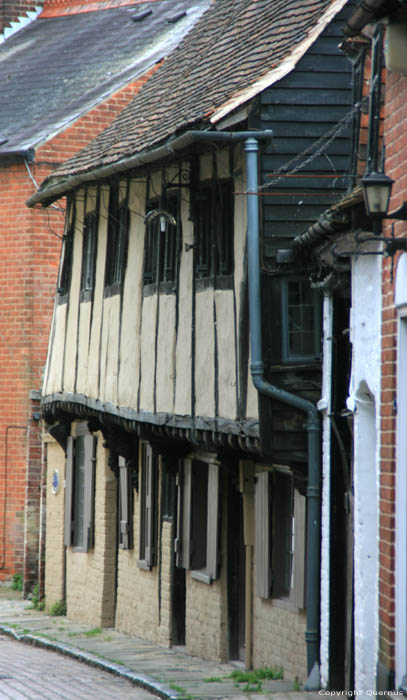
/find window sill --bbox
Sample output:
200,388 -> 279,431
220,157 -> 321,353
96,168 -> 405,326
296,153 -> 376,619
104,282 -> 123,298
137,559 -> 152,571
143,281 -> 176,297
80,289 -> 94,303
57,292 -> 69,305
195,275 -> 233,292
271,596 -> 304,613
190,570 -> 213,585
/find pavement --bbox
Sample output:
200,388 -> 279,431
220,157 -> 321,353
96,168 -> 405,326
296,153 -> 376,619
0,588 -> 328,700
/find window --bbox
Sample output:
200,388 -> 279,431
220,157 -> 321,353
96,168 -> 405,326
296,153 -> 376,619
138,442 -> 157,569
281,279 -> 321,362
80,210 -> 98,301
64,427 -> 96,552
58,200 -> 75,300
175,458 -> 220,583
143,195 -> 179,289
255,470 -> 306,607
104,184 -> 130,292
194,179 -> 234,283
118,456 -> 134,550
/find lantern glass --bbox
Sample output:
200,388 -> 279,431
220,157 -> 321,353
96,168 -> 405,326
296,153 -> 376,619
361,171 -> 394,217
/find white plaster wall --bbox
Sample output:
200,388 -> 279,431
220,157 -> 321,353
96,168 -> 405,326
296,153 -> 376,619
348,254 -> 382,693
319,295 -> 334,689
118,180 -> 145,408
44,303 -> 67,395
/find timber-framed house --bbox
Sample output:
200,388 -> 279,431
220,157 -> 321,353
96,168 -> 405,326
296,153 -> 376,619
29,0 -> 357,685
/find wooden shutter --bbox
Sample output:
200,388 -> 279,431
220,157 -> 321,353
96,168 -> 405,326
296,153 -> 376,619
119,456 -> 133,550
64,436 -> 74,547
292,489 -> 306,609
144,444 -> 153,566
206,463 -> 220,581
177,459 -> 192,569
83,434 -> 96,552
255,471 -> 271,598
272,471 -> 293,599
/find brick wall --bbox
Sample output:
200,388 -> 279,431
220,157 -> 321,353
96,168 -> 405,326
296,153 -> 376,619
377,67 -> 407,678
0,67 -> 157,585
0,0 -> 42,33
66,433 -> 117,626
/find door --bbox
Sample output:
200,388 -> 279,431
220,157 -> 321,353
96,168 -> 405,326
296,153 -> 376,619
228,477 -> 245,661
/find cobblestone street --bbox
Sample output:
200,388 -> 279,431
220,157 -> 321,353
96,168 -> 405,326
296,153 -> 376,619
0,636 -> 154,699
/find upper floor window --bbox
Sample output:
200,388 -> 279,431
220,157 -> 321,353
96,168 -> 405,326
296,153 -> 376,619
80,210 -> 98,301
194,179 -> 234,286
58,198 -> 75,302
104,184 -> 130,294
143,195 -> 179,291
281,279 -> 321,363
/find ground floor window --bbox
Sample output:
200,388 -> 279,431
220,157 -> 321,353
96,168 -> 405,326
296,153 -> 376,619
255,469 -> 306,607
175,458 -> 220,584
64,426 -> 96,552
138,442 -> 157,569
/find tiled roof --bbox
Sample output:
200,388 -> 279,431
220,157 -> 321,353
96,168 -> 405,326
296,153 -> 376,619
35,0 -> 350,198
0,0 -> 209,155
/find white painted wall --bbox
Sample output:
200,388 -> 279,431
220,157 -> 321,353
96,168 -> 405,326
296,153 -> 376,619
319,294 -> 334,689
347,253 -> 382,693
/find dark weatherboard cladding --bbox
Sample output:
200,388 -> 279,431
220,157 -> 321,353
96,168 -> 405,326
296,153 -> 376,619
259,3 -> 355,263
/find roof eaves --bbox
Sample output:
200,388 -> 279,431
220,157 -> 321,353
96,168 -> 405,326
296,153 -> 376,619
210,0 -> 351,124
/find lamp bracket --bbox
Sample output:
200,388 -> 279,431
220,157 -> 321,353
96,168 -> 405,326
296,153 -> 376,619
384,202 -> 407,221
331,227 -> 407,261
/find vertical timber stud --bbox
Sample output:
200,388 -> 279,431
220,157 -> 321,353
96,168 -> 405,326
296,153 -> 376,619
239,460 -> 255,670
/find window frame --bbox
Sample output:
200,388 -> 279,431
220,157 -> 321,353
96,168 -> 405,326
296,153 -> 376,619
58,198 -> 75,304
194,178 -> 234,289
80,209 -> 98,303
281,277 -> 321,364
175,457 -> 220,584
143,194 -> 180,294
104,183 -> 130,296
118,456 -> 134,550
64,425 -> 96,553
255,469 -> 306,609
137,442 -> 157,570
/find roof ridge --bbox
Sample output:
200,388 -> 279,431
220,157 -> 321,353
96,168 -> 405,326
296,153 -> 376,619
40,0 -> 162,18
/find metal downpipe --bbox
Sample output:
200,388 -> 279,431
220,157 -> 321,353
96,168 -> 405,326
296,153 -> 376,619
244,137 -> 321,688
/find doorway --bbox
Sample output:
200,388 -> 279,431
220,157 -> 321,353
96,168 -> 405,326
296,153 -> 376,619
227,477 -> 245,661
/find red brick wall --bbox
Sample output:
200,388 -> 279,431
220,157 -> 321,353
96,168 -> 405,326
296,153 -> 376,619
378,67 -> 407,676
0,67 -> 158,583
0,1 -> 42,33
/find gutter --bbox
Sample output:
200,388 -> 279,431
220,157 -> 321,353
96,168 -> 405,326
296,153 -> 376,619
26,130 -> 273,207
343,0 -> 387,36
244,137 -> 321,690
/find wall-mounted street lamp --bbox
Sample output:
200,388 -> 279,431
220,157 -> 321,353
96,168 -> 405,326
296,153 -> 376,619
361,170 -> 407,242
332,171 -> 407,272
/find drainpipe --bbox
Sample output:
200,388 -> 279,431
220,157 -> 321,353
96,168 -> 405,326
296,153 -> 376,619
244,137 -> 321,690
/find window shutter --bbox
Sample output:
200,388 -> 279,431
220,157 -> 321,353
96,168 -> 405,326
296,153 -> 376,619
292,489 -> 306,609
83,434 -> 96,552
119,456 -> 133,550
142,443 -> 155,567
255,471 -> 271,598
206,463 -> 220,581
64,436 -> 74,547
176,459 -> 192,569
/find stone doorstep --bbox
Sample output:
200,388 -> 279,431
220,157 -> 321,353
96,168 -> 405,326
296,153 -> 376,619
0,598 -> 319,700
